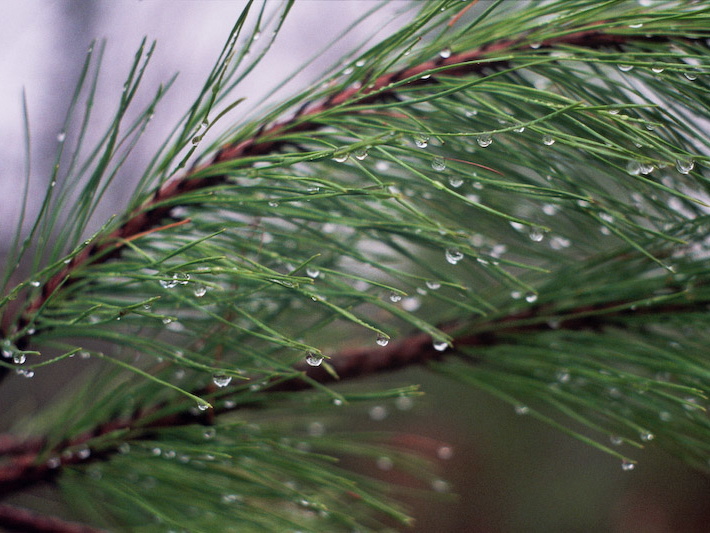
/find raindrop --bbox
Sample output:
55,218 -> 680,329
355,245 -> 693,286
57,131 -> 66,142
420,73 -> 431,80
221,494 -> 242,504
333,398 -> 343,406
618,63 -> 634,72
529,229 -> 544,242
431,157 -> 446,171
353,147 -> 368,160
525,292 -> 538,303
639,163 -> 654,175
432,479 -> 450,493
433,340 -> 448,352
389,291 -> 402,303
610,435 -> 623,446
651,63 -> 665,74
47,457 -> 61,469
445,248 -> 464,264
305,351 -> 324,367
401,296 -> 421,311
308,421 -> 325,437
675,158 -> 694,174
556,369 -> 571,383
118,443 -> 131,454
542,203 -> 559,216
77,446 -> 91,460
437,445 -> 453,460
376,333 -> 390,347
514,404 -> 529,415
439,47 -> 452,59
513,125 -> 526,133
306,267 -> 320,279
476,134 -> 492,147
212,374 -> 232,388
197,403 -> 210,412
194,284 -> 207,297
395,396 -> 414,410
376,456 -> 394,471
448,176 -> 464,188
12,353 -> 26,365
640,431 -> 654,442
628,22 -> 643,29
332,152 -> 349,163
621,460 -> 635,471
369,405 -> 388,421
30,281 -> 40,287
426,280 -> 441,290
414,134 -> 429,148
542,135 -> 555,146
626,160 -> 641,175
465,109 -> 478,117
268,201 -> 279,207
659,411 -> 672,422
683,70 -> 698,81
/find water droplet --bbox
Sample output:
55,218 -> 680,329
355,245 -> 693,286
476,134 -> 492,147
618,63 -> 634,72
513,125 -> 526,133
426,280 -> 441,290
353,147 -> 368,160
376,456 -> 394,471
448,176 -> 464,188
197,402 -> 210,411
432,479 -> 450,492
683,71 -> 698,81
675,158 -> 694,174
556,369 -> 571,383
376,333 -> 390,347
29,280 -> 40,287
57,131 -> 66,142
152,447 -> 162,456
47,456 -> 61,469
628,22 -> 643,28
621,460 -> 635,471
306,267 -> 320,279
212,374 -> 232,388
118,443 -> 131,454
445,248 -> 464,264
369,405 -> 388,421
395,396 -> 413,410
401,296 -> 421,311
332,152 -> 349,163
437,445 -> 453,460
439,47 -> 452,59
651,63 -> 665,74
13,353 -> 26,365
305,351 -> 324,367
389,291 -> 402,303
529,229 -> 544,242
525,292 -> 538,303
268,200 -> 279,207
433,340 -> 448,352
514,404 -> 529,415
420,73 -> 431,80
221,494 -> 242,504
414,134 -> 429,148
194,284 -> 207,297
640,431 -> 654,442
431,157 -> 446,171
626,160 -> 641,175
308,421 -> 325,437
77,446 -> 91,460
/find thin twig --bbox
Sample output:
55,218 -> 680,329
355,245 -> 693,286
0,504 -> 105,533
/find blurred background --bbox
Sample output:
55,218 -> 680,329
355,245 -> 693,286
1,1 -> 708,531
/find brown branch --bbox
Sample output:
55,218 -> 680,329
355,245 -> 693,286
0,504 -> 105,533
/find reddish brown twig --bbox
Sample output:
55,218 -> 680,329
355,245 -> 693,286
0,504 -> 105,533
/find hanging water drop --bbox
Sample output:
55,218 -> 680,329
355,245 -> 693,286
476,134 -> 492,147
29,281 -> 40,287
437,445 -> 453,460
389,291 -> 402,303
621,460 -> 635,471
376,333 -> 390,347
353,147 -> 368,160
332,152 -> 349,163
426,280 -> 441,290
525,292 -> 538,303
514,404 -> 529,415
609,435 -> 623,446
542,135 -> 555,146
626,160 -> 642,175
675,158 -> 694,174
306,267 -> 320,279
618,63 -> 634,72
530,41 -> 542,49
197,403 -> 210,412
651,63 -> 665,74
448,176 -> 464,188
431,156 -> 446,171
684,71 -> 698,81
640,431 -> 654,442
414,134 -> 429,148
305,351 -> 324,367
513,125 -> 526,133
369,405 -> 388,421
57,131 -> 66,142
212,374 -> 232,388
445,248 -> 464,264
433,340 -> 448,352
376,456 -> 394,471
439,47 -> 452,59
529,229 -> 544,242
194,284 -> 207,297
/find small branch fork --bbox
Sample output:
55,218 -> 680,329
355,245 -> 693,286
0,19 -> 696,532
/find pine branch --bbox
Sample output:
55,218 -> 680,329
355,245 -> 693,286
6,22 -> 688,357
